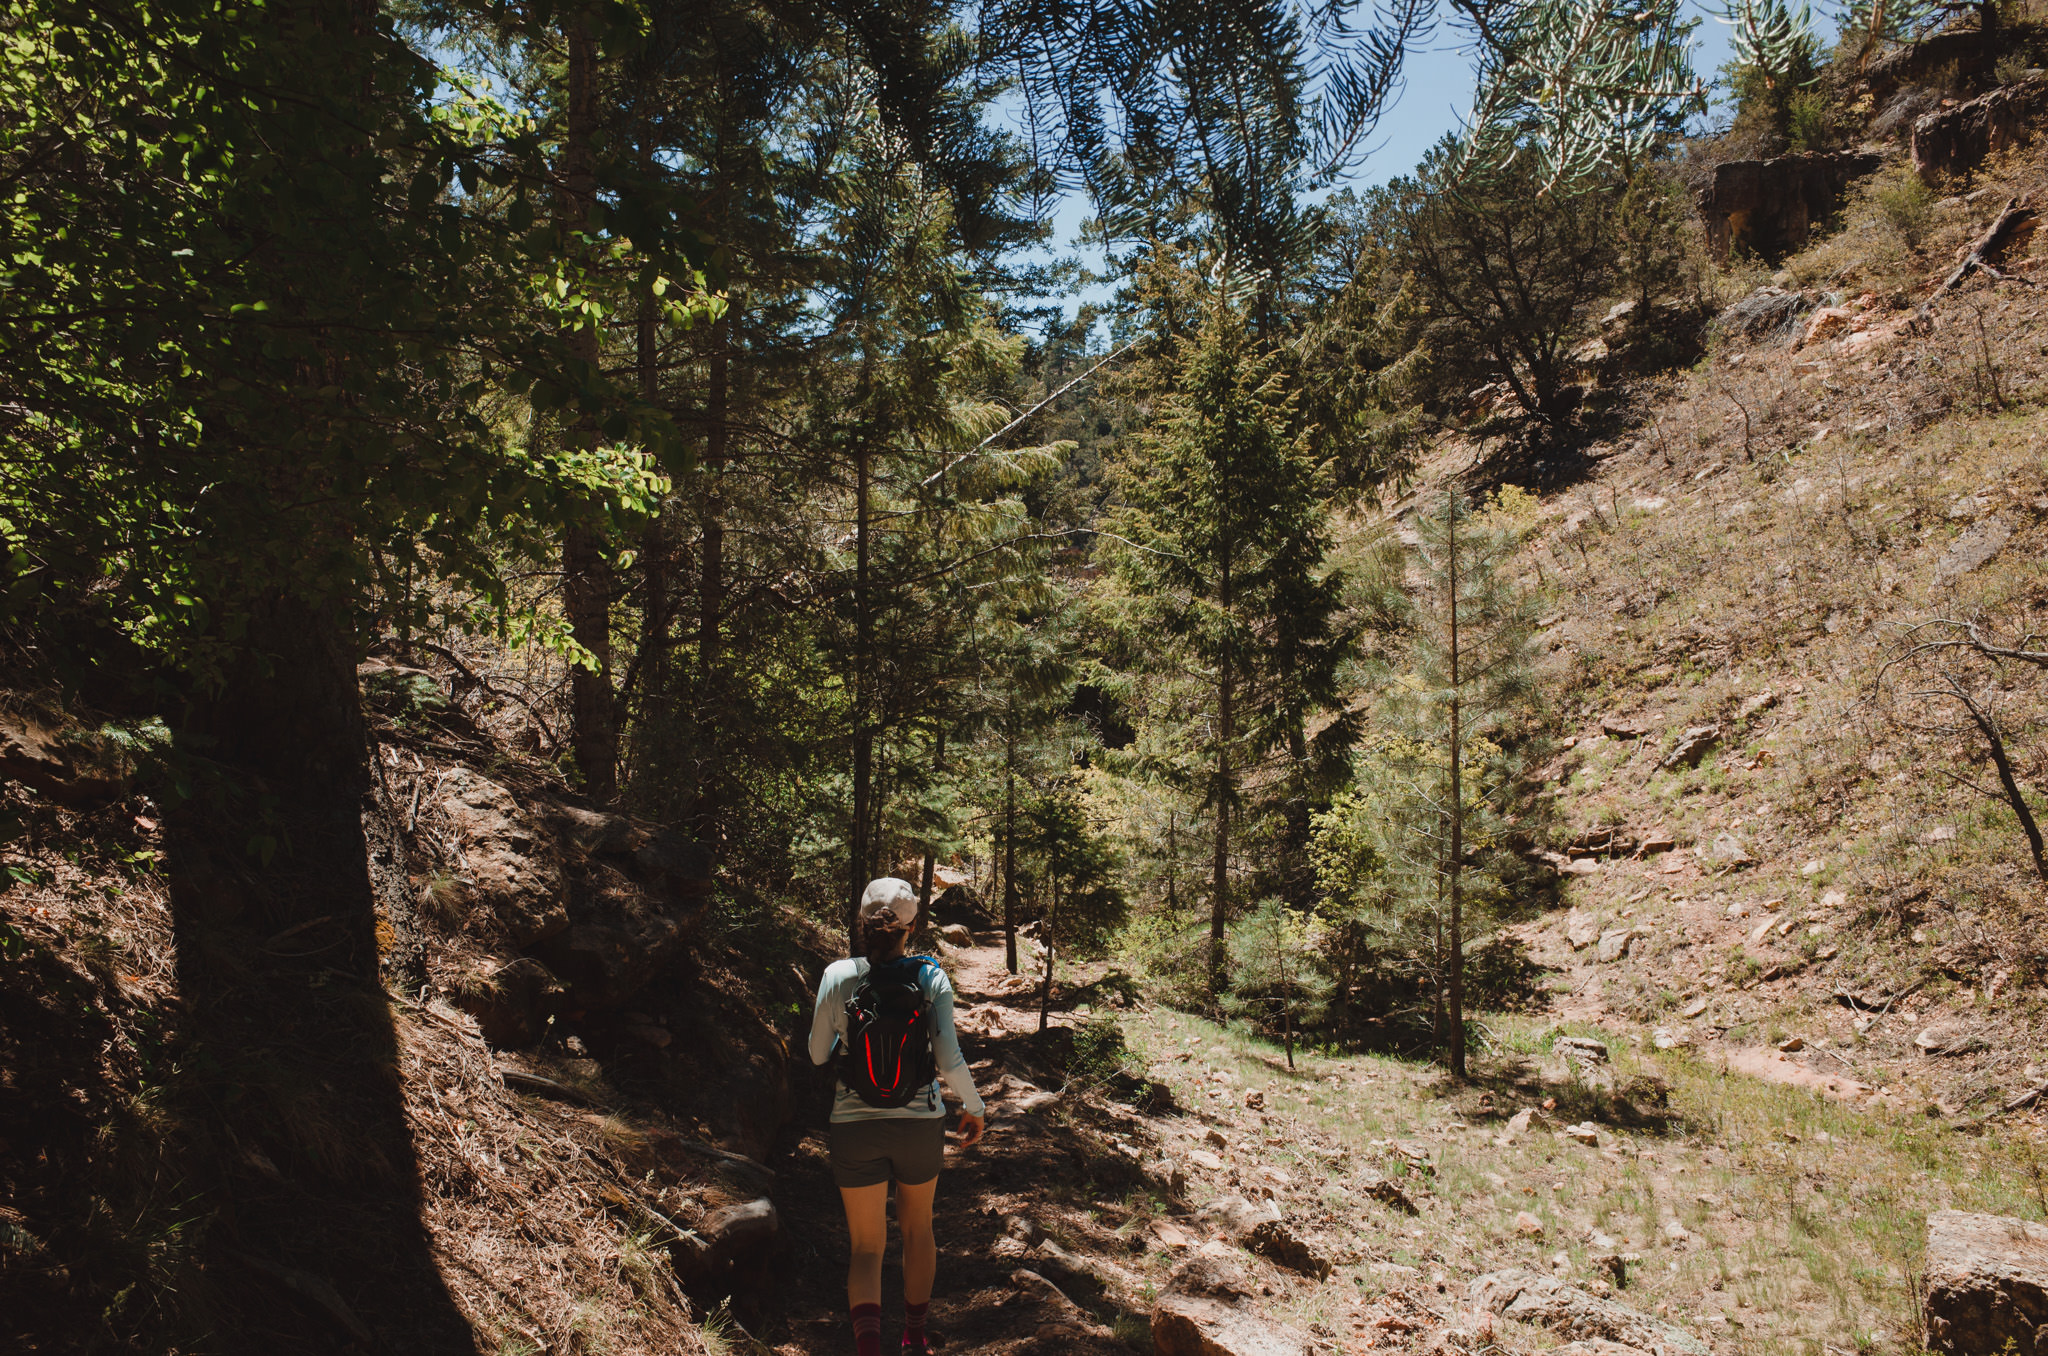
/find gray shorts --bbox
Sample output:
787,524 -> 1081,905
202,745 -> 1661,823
829,1117 -> 945,1189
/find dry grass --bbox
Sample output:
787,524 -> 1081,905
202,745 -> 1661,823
1117,1004 -> 2048,1356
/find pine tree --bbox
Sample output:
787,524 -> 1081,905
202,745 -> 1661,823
1102,287 -> 1347,998
1324,486 -> 1543,1075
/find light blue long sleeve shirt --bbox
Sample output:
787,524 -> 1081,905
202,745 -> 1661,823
809,955 -> 986,1122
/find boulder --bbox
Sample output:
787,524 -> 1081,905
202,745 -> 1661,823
438,769 -> 567,944
1554,1342 -> 1655,1356
1597,929 -> 1640,964
1696,152 -> 1883,262
631,828 -> 712,890
1936,514 -> 2013,586
1924,1209 -> 2048,1355
1711,287 -> 1813,344
1736,691 -> 1778,721
1707,831 -> 1755,866
1167,1246 -> 1258,1300
1196,1194 -> 1282,1238
938,922 -> 974,947
1914,78 -> 2048,184
1566,913 -> 1604,950
1796,306 -> 1855,350
549,804 -> 636,855
1469,1269 -> 1709,1356
534,871 -> 711,1007
1152,1294 -> 1315,1356
1661,726 -> 1720,770
674,1197 -> 778,1288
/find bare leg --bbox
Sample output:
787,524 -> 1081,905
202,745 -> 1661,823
896,1175 -> 938,1304
839,1181 -> 890,1308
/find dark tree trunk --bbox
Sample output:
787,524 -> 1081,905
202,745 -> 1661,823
559,14 -> 615,801
1446,487 -> 1467,1079
848,437 -> 872,954
1003,717 -> 1019,974
1037,872 -> 1058,1033
916,726 -> 945,919
1210,554 -> 1233,998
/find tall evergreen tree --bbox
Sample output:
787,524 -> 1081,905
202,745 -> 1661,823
1325,487 -> 1543,1075
1102,287 -> 1348,996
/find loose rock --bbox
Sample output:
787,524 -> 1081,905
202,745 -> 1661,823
1662,726 -> 1721,770
1470,1269 -> 1710,1356
1596,929 -> 1640,964
1245,1219 -> 1332,1279
1916,1025 -> 1992,1057
1197,1195 -> 1282,1238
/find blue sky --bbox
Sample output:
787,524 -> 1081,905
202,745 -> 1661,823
1023,4 -> 1740,323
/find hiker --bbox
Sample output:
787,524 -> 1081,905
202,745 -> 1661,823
810,876 -> 986,1355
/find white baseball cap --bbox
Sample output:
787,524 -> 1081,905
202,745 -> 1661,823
858,876 -> 919,927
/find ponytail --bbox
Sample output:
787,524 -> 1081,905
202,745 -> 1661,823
862,907 -> 907,965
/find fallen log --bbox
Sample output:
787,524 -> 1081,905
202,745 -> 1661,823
1927,197 -> 2038,305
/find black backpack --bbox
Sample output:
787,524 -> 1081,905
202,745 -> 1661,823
838,956 -> 938,1108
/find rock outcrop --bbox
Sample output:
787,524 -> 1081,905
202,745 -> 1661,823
439,769 -> 569,945
1711,287 -> 1813,344
1924,1210 -> 2048,1355
1151,1294 -> 1314,1356
1696,152 -> 1884,262
433,768 -> 712,1010
1914,78 -> 2048,183
1152,1248 -> 1314,1356
1470,1270 -> 1709,1356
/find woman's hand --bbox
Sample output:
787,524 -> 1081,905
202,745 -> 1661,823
954,1110 -> 985,1150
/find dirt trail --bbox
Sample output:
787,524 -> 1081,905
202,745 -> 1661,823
756,934 -> 1137,1355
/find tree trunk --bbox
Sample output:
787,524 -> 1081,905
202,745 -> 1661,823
1210,555 -> 1234,998
1446,487 -> 1466,1079
848,437 -> 872,954
1283,719 -> 1311,907
698,315 -> 729,678
692,314 -> 730,839
636,278 -> 671,710
1037,871 -> 1058,1033
1165,809 -> 1179,923
1003,716 -> 1019,974
1278,907 -> 1295,1070
559,12 -> 615,801
917,726 -> 945,918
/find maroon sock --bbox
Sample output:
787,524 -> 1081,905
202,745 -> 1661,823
903,1298 -> 930,1349
852,1301 -> 883,1356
